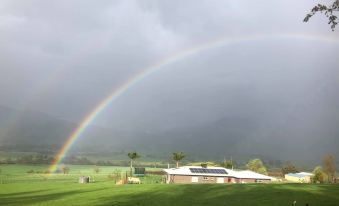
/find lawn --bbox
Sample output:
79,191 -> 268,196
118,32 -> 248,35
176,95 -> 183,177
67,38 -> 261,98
0,164 -> 338,206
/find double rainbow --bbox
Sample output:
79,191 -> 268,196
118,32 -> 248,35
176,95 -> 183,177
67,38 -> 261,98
48,33 -> 339,172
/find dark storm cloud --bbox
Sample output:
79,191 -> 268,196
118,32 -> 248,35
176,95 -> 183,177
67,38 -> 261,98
0,0 -> 182,117
0,0 -> 334,111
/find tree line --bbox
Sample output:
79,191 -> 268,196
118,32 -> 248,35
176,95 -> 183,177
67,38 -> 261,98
127,151 -> 337,183
1,151 -> 336,183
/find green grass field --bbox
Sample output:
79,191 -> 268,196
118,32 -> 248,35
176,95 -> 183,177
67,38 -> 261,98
0,164 -> 338,206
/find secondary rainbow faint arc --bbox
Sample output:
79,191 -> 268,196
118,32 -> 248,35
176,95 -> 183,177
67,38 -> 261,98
48,33 -> 339,172
0,34 -> 115,143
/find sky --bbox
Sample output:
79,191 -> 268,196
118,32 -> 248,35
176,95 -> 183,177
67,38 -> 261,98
0,0 -> 338,162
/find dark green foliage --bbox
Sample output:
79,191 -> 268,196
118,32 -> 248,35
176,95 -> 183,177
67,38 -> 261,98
26,169 -> 35,174
200,163 -> 208,168
63,156 -> 93,165
246,159 -> 268,175
61,165 -> 70,174
322,155 -> 336,183
128,152 -> 141,161
96,160 -> 114,166
172,152 -> 185,168
281,162 -> 299,175
304,0 -> 339,30
0,154 -> 97,165
128,152 -> 141,176
220,160 -> 233,169
312,166 -> 325,183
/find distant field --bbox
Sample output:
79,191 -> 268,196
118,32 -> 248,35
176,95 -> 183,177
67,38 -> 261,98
0,164 -> 162,184
0,164 -> 338,206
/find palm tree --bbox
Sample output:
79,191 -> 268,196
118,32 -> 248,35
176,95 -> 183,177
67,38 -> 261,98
172,152 -> 185,168
127,152 -> 140,176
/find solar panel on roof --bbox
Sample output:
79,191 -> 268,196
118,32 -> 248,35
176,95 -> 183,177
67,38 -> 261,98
218,169 -> 227,174
189,168 -> 228,174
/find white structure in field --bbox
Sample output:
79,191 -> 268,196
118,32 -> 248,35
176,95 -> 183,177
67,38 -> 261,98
285,172 -> 314,183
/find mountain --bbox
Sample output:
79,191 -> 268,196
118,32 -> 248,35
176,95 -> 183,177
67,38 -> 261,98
0,105 -> 75,152
1,104 -> 338,166
0,105 -> 128,154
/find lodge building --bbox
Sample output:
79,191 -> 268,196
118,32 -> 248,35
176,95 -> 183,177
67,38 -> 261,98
163,166 -> 275,184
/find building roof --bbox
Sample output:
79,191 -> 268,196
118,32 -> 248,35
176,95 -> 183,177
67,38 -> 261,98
163,166 -> 275,180
285,172 -> 314,178
163,166 -> 229,177
297,172 -> 314,176
231,170 -> 275,180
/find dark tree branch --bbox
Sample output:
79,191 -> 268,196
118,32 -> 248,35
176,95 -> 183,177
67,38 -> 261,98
304,0 -> 339,31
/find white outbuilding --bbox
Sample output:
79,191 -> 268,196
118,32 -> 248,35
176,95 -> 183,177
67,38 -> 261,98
285,172 -> 313,183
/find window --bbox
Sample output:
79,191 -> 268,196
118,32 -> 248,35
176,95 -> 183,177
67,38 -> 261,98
203,176 -> 209,180
217,177 -> 224,183
192,176 -> 198,183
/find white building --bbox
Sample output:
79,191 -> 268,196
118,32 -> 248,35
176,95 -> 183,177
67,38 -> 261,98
285,172 -> 313,183
163,166 -> 276,184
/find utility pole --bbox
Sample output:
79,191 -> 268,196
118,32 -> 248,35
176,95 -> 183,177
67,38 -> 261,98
231,156 -> 234,170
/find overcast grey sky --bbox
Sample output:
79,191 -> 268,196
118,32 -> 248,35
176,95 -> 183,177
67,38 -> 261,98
0,0 -> 338,161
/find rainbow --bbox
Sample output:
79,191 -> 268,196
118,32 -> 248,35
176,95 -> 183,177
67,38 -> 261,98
48,33 -> 339,172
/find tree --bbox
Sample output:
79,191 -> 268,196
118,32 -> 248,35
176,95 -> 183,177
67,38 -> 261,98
61,165 -> 70,174
304,0 -> 339,31
127,152 -> 140,176
94,165 -> 100,174
172,152 -> 185,168
281,162 -> 299,175
246,159 -> 268,175
200,163 -> 208,168
313,166 -> 326,183
322,154 -> 336,183
220,160 -> 234,169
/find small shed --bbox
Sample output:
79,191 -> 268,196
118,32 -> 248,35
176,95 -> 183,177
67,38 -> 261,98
79,176 -> 90,183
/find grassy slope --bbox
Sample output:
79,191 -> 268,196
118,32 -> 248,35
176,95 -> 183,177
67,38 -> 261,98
1,183 -> 339,206
0,165 -> 338,206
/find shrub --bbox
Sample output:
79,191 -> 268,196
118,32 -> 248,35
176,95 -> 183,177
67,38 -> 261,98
27,169 -> 35,174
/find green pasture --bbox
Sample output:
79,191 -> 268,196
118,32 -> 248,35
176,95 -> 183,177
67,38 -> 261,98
0,164 -> 338,206
0,164 -> 161,184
